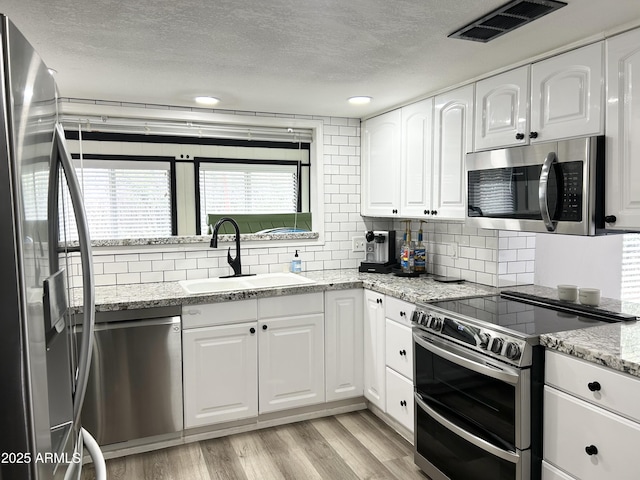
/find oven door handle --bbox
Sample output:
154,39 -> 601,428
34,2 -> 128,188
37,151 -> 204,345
413,332 -> 520,385
415,393 -> 520,464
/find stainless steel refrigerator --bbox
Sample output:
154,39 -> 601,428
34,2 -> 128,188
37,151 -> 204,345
0,15 -> 103,479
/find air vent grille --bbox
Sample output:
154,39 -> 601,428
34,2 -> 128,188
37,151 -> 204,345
449,0 -> 567,43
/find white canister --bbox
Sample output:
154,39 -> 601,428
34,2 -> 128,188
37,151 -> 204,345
579,288 -> 601,306
557,285 -> 578,302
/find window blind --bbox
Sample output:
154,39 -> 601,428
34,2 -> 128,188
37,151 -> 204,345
199,163 -> 298,233
60,160 -> 172,240
622,233 -> 640,301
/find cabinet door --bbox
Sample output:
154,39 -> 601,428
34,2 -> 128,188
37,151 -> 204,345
361,109 -> 401,217
183,322 -> 258,428
544,386 -> 640,480
605,28 -> 640,231
385,367 -> 414,433
433,84 -> 473,220
363,290 -> 386,410
325,289 -> 364,402
542,461 -> 577,480
258,313 -> 324,413
475,66 -> 529,150
401,98 -> 434,217
530,42 -> 603,143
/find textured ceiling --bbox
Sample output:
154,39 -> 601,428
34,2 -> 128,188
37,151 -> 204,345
2,0 -> 640,117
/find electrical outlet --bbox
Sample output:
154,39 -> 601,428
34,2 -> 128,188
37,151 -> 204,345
352,236 -> 366,252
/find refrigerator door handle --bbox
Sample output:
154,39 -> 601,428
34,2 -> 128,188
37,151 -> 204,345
52,123 -> 95,427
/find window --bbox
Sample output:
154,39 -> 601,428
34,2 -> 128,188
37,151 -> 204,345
198,162 -> 300,234
60,159 -> 172,240
622,233 -> 640,301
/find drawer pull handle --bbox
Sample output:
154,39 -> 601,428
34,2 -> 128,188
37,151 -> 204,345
399,349 -> 407,356
587,381 -> 601,392
585,445 -> 598,456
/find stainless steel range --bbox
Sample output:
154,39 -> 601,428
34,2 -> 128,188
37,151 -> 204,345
411,291 -> 634,480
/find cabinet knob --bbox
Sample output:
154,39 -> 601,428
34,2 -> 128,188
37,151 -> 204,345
585,445 -> 598,456
262,324 -> 268,330
431,210 -> 438,215
515,133 -> 525,140
424,209 -> 429,215
250,327 -> 256,334
587,381 -> 601,392
399,349 -> 407,356
392,209 -> 398,214
400,311 -> 406,317
376,298 -> 382,304
400,400 -> 407,407
604,215 -> 617,224
529,131 -> 539,139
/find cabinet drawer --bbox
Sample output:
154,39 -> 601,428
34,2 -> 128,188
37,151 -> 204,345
384,296 -> 414,326
543,386 -> 640,480
385,319 -> 413,380
385,367 -> 414,433
258,292 -> 324,319
182,299 -> 257,329
546,350 -> 640,422
542,461 -> 576,480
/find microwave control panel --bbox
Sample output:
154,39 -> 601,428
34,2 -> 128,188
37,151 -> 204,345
558,161 -> 583,221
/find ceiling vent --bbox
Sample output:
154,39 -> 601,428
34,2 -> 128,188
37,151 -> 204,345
449,0 -> 567,43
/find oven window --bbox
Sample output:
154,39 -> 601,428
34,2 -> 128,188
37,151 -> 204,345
467,161 -> 583,222
416,404 -> 517,480
415,345 -> 517,448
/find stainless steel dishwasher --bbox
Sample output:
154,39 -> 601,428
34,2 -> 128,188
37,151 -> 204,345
76,306 -> 183,446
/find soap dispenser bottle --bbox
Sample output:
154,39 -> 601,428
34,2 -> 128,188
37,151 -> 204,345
291,250 -> 302,273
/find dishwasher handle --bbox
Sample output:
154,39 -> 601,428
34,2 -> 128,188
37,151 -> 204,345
77,316 -> 181,333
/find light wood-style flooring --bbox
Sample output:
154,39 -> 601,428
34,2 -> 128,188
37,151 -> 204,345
81,410 -> 430,480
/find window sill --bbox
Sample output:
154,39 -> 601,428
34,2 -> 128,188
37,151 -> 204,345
62,232 -> 320,249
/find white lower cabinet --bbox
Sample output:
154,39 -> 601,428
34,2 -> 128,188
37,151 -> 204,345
363,290 -> 386,410
384,297 -> 415,434
258,312 -> 325,413
258,293 -> 325,413
543,351 -> 640,480
325,289 -> 364,402
385,367 -> 414,432
183,322 -> 258,428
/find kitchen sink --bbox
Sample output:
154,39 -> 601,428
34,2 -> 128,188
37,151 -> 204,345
179,272 -> 316,294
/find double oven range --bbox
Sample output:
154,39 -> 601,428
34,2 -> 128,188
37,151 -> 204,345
411,291 -> 634,480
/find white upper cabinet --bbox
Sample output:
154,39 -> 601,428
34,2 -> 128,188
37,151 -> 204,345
433,84 -> 473,220
605,28 -> 640,231
361,109 -> 401,217
475,66 -> 530,150
474,42 -> 604,151
400,98 -> 435,217
530,42 -> 604,143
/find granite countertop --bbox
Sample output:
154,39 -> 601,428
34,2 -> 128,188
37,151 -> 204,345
509,285 -> 640,378
76,269 -> 497,313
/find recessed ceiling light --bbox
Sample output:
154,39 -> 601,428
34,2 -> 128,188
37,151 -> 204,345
195,96 -> 220,106
348,96 -> 372,105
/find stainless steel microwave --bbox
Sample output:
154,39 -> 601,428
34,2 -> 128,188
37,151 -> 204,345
466,136 -> 605,236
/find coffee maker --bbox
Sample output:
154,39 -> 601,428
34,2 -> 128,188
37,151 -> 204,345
358,230 -> 396,273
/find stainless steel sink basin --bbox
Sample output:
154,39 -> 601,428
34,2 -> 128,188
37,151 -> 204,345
179,272 -> 316,294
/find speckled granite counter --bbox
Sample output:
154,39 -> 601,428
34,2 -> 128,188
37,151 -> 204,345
79,269 -> 497,313
508,285 -> 640,378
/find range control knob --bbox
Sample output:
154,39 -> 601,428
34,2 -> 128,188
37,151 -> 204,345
490,337 -> 504,354
505,342 -> 521,360
478,333 -> 491,349
411,311 -> 420,324
430,317 -> 442,331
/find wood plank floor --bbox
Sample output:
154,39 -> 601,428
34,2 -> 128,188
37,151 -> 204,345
80,410 -> 430,480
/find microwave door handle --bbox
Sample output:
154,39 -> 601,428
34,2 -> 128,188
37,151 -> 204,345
539,151 -> 557,232
415,393 -> 520,464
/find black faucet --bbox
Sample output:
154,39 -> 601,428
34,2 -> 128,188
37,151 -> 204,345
210,217 -> 255,278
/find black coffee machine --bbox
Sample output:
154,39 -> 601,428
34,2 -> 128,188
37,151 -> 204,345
358,230 -> 396,273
